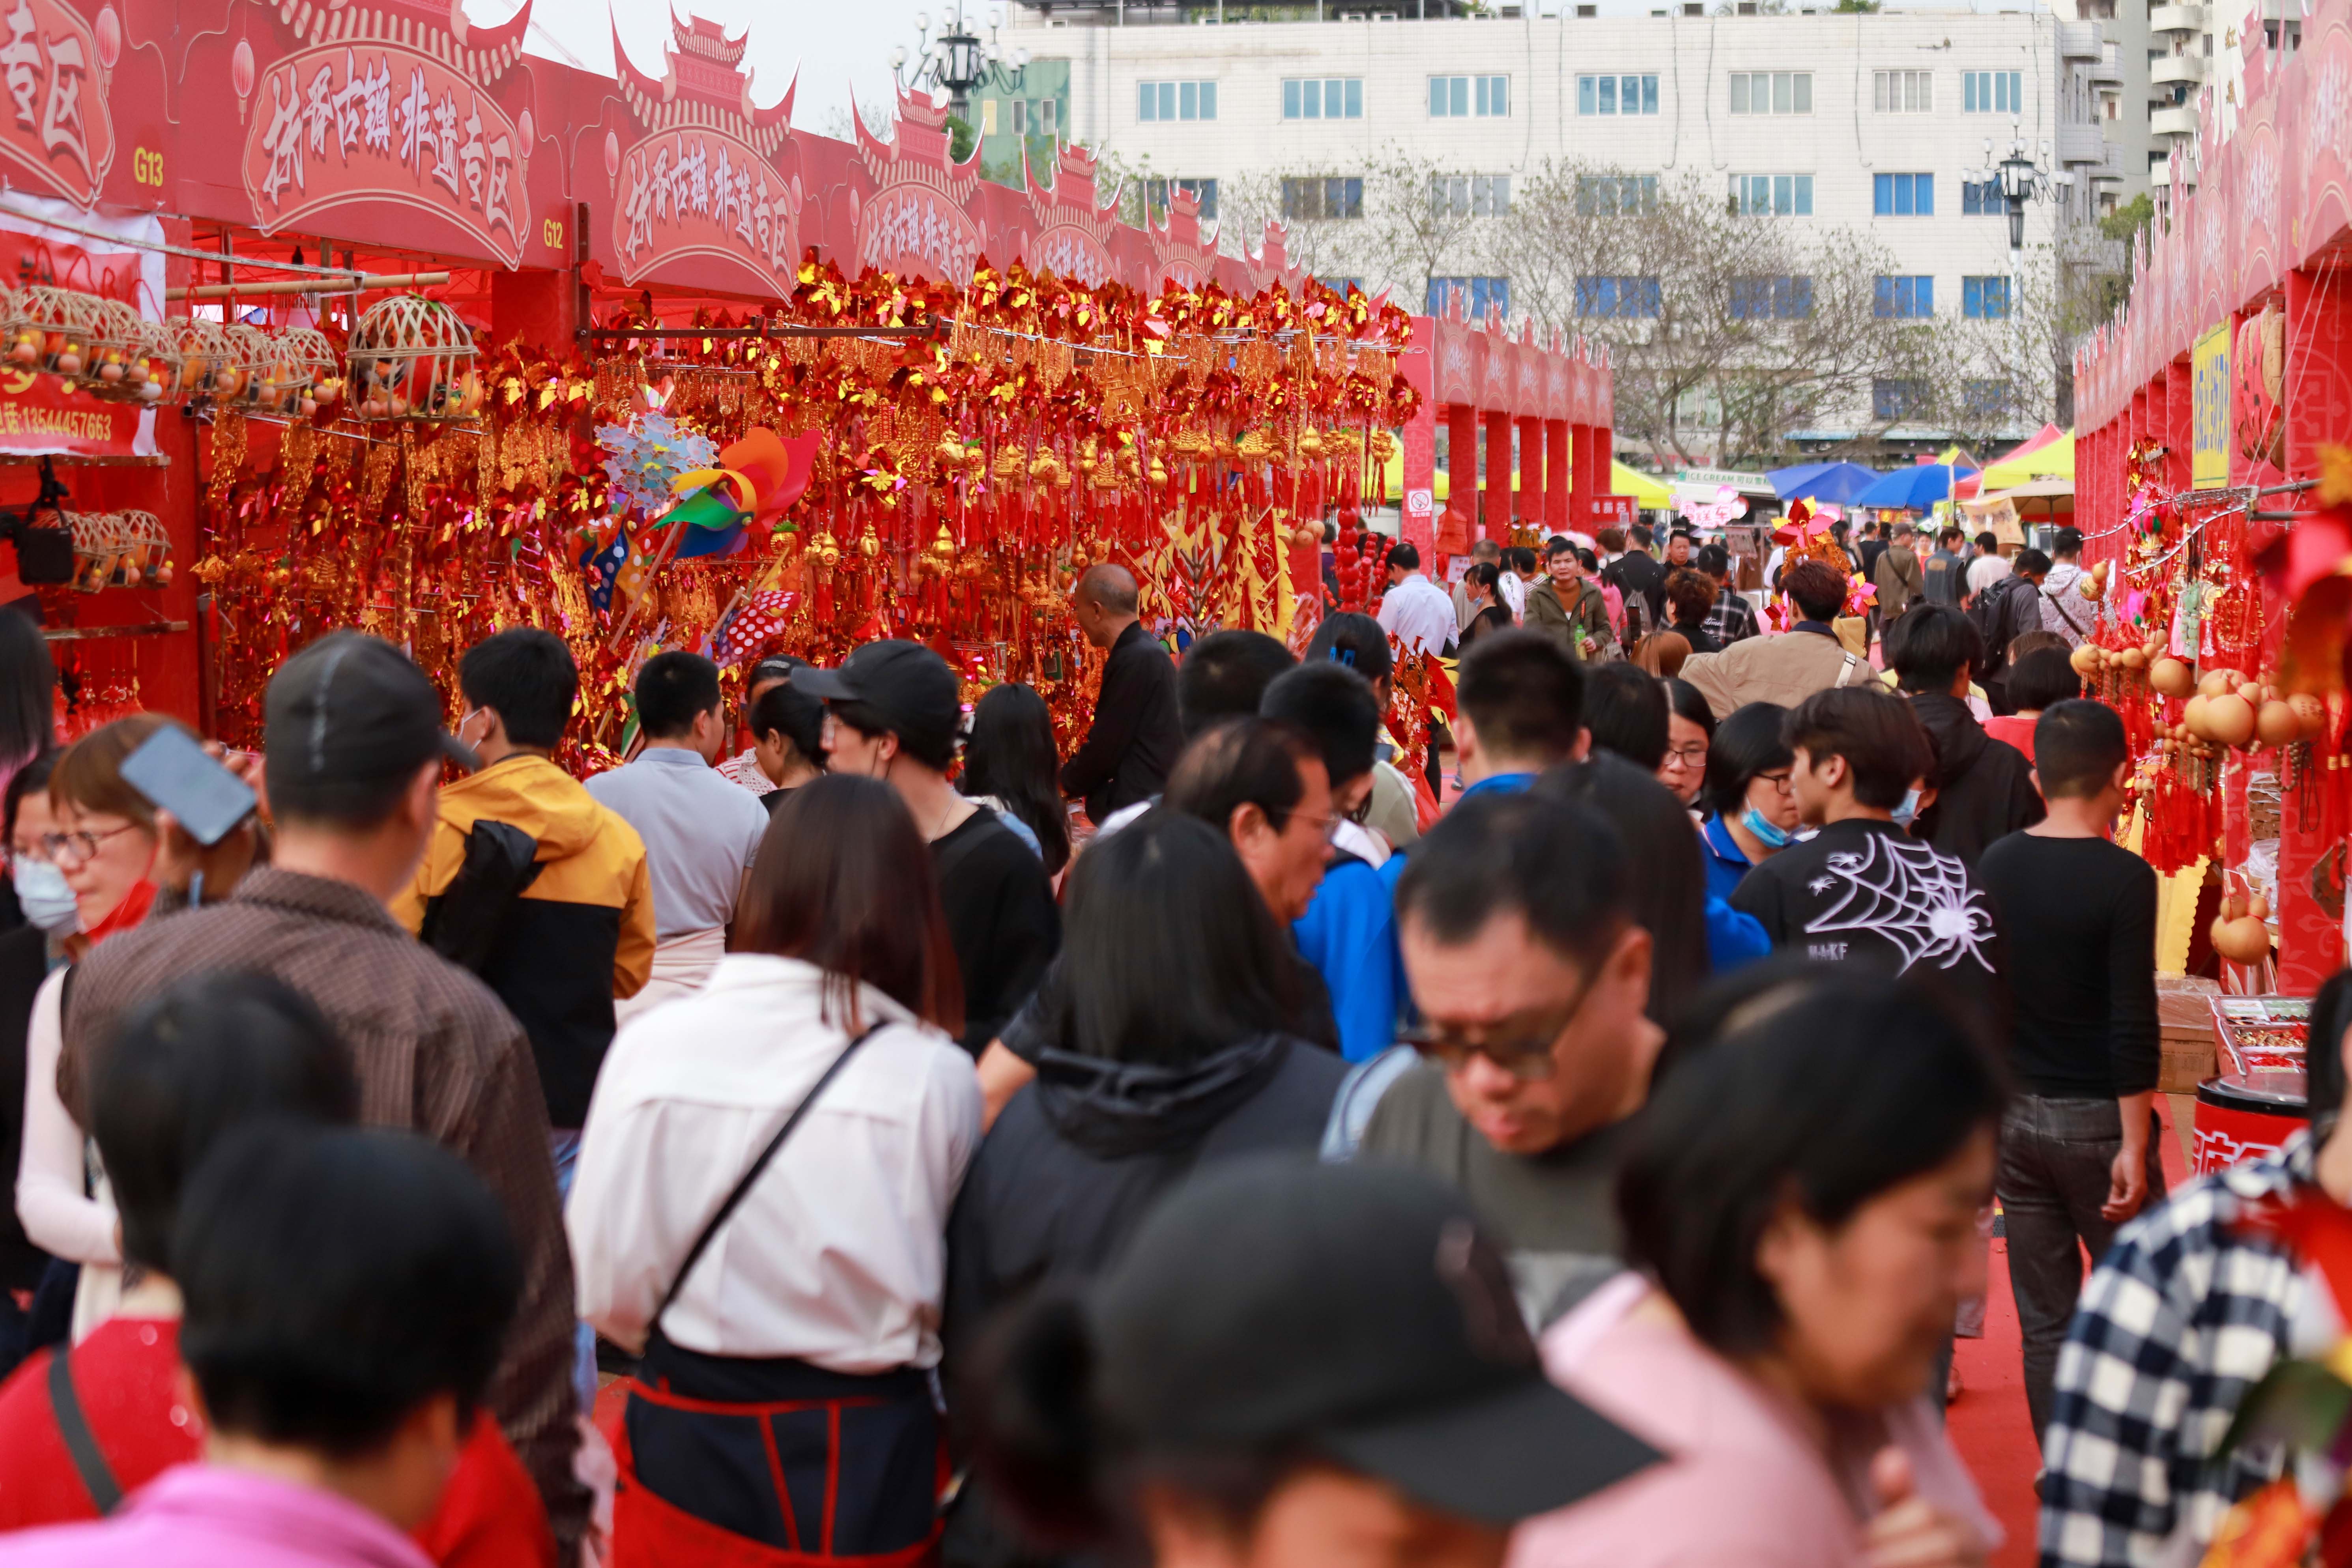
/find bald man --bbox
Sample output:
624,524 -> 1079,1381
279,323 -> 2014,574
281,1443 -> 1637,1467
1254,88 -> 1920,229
1061,563 -> 1185,824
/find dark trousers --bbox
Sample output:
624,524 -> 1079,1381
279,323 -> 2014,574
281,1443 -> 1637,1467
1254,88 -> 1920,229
1997,1093 -> 2167,1450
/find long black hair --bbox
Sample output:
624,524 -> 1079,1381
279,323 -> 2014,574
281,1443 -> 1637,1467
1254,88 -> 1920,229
1533,753 -> 1707,1025
1620,974 -> 2006,1357
961,683 -> 1071,876
0,607 -> 54,789
1044,809 -> 1304,1067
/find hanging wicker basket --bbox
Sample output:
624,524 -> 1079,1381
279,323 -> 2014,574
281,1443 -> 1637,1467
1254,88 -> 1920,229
2,285 -> 105,382
66,508 -> 173,591
346,294 -> 480,422
175,318 -> 275,407
77,301 -> 183,404
271,327 -> 341,417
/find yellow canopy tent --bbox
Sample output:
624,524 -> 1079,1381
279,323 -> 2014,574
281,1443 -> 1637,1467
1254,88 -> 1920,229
1979,430 -> 2075,489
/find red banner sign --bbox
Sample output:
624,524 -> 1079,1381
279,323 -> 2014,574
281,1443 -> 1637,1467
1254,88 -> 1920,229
0,215 -> 151,459
613,126 -> 800,292
0,0 -> 111,205
242,43 -> 527,267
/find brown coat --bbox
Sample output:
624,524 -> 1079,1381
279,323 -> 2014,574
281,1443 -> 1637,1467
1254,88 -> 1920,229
1679,625 -> 1873,720
1874,543 -> 1926,619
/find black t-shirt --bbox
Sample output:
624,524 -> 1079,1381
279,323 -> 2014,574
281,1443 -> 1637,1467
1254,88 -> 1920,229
1975,832 -> 2159,1099
931,809 -> 1061,1058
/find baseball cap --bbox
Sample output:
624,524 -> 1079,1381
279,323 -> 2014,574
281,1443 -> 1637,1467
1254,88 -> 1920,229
1088,1159 -> 1658,1526
792,641 -> 961,759
265,633 -> 478,811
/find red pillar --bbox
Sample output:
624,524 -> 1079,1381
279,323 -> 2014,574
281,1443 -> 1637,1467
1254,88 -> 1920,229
1446,404 -> 1478,537
2277,265 -> 2352,991
1483,409 -> 1512,543
2164,361 -> 2193,502
1567,422 -> 1594,536
1544,419 -> 1570,536
1591,424 -> 1615,520
1516,417 -> 1544,549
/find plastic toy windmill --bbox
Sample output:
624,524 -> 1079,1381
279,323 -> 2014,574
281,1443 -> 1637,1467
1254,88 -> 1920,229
2198,1189 -> 2352,1567
606,428 -> 822,656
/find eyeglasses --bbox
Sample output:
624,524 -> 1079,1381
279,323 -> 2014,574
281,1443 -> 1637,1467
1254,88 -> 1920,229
39,822 -> 141,866
1754,770 -> 1796,796
1398,971 -> 1598,1082
1290,810 -> 1346,845
1661,743 -> 1708,770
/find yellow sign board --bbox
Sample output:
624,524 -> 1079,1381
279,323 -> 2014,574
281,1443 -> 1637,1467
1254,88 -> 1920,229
2193,323 -> 2231,488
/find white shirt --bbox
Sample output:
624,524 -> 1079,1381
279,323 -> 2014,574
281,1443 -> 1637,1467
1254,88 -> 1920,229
1497,570 -> 1527,620
1378,571 -> 1459,656
1966,553 -> 2009,599
569,953 -> 982,1371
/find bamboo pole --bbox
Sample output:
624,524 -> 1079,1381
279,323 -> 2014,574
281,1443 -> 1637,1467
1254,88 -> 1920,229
167,271 -> 451,301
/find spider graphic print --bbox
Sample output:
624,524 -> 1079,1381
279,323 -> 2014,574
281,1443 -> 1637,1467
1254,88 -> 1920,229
1802,834 -> 1996,973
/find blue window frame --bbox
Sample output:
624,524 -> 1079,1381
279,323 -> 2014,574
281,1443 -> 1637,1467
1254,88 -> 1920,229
1963,70 -> 2022,114
1578,74 -> 1659,114
1428,277 -> 1513,318
1874,378 -> 1931,419
1731,174 -> 1814,216
1873,172 -> 1934,216
1283,77 -> 1363,119
1140,80 -> 1216,122
1962,275 -> 2012,319
1574,275 -> 1662,318
1731,275 -> 1815,319
1873,275 -> 1934,318
1431,75 -> 1509,116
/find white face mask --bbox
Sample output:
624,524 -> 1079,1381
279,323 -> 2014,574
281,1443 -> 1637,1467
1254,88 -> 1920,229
11,856 -> 79,935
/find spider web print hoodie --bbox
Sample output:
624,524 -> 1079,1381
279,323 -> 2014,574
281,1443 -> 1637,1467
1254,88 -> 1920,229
1728,818 -> 2011,1025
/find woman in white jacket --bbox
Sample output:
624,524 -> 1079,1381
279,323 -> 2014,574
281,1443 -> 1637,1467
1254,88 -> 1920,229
570,772 -> 981,1565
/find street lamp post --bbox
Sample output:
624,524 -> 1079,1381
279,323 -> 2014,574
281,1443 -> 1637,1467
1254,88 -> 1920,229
1977,129 -> 2075,252
890,5 -> 1030,125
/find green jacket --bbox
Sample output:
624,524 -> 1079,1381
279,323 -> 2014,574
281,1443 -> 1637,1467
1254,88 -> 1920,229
1525,577 -> 1617,662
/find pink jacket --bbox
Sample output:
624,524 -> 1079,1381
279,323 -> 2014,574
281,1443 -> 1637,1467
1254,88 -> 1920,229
1509,1276 -> 1998,1568
0,1464 -> 435,1568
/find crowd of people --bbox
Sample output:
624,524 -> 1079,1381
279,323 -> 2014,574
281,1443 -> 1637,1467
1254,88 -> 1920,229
0,513 -> 2315,1568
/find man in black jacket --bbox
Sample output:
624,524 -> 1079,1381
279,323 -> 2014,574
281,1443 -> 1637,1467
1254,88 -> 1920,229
1602,523 -> 1666,639
1886,602 -> 2045,863
1060,563 -> 1184,825
1731,685 -> 2004,999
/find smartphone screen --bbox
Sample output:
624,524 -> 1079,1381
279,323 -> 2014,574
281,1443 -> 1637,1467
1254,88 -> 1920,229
119,727 -> 258,847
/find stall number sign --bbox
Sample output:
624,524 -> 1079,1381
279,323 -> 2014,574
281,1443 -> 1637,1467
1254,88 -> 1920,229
2193,323 -> 2230,489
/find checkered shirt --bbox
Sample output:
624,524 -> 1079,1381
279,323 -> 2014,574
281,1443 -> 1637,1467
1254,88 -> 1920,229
1703,586 -> 1761,646
2038,1133 -> 2312,1568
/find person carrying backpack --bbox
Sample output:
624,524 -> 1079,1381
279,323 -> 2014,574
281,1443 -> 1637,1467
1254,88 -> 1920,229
1968,548 -> 2050,678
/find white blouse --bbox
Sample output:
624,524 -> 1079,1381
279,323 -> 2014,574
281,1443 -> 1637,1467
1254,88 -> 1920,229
569,953 -> 981,1374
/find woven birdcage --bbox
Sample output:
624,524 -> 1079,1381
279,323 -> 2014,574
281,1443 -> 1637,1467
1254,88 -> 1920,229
346,294 -> 479,422
2,285 -> 106,381
66,508 -> 173,591
235,325 -> 339,418
174,318 -> 273,406
76,300 -> 184,404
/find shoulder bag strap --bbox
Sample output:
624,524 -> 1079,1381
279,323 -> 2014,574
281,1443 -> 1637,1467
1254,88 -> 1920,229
47,1350 -> 123,1516
2040,583 -> 2087,637
652,1021 -> 884,1331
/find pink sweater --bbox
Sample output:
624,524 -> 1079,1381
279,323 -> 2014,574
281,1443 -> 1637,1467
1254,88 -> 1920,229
0,1464 -> 434,1568
1509,1276 -> 1998,1568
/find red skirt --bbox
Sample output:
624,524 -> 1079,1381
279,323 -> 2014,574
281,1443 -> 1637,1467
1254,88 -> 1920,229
612,1338 -> 945,1568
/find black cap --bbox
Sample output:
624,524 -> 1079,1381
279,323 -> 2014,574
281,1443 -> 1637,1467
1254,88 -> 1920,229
791,640 -> 960,757
1088,1159 -> 1658,1526
264,633 -> 477,808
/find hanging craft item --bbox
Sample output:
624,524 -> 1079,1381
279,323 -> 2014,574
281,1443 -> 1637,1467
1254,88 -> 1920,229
76,301 -> 181,404
247,326 -> 338,418
5,285 -> 103,381
346,295 -> 481,421
65,509 -> 173,591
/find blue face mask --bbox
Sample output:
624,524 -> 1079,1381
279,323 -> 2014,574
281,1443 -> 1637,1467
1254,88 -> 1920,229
1740,805 -> 1793,849
1890,787 -> 1923,827
10,857 -> 78,935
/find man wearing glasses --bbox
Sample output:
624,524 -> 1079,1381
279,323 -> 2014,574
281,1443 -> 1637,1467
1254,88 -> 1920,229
1353,789 -> 1661,1330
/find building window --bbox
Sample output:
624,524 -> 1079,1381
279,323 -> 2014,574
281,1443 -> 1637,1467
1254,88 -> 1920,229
1961,275 -> 2012,318
1041,99 -> 1058,136
1873,70 -> 1932,112
1961,179 -> 2003,216
1428,277 -> 1512,318
1873,275 -> 1934,318
1146,178 -> 1220,220
1430,75 -> 1510,117
1283,176 -> 1363,221
1574,275 -> 1662,318
1575,174 -> 1656,216
1139,80 -> 1217,121
1283,77 -> 1364,120
1874,378 -> 1932,419
1729,174 -> 1813,216
1963,379 -> 2014,418
1729,72 -> 1811,114
981,100 -> 999,135
1318,276 -> 1365,295
1963,70 -> 2022,114
1578,74 -> 1660,114
1731,275 -> 1814,319
1873,172 -> 1934,215
1432,174 -> 1514,217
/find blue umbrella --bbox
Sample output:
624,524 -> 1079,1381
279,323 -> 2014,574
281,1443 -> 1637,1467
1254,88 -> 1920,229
1851,463 -> 1965,512
1768,460 -> 1883,505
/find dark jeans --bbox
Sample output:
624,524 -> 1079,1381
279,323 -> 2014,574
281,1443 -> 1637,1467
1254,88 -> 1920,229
1998,1093 -> 2167,1450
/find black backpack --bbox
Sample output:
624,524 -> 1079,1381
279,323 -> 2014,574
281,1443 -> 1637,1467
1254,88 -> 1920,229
1969,575 -> 2027,671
